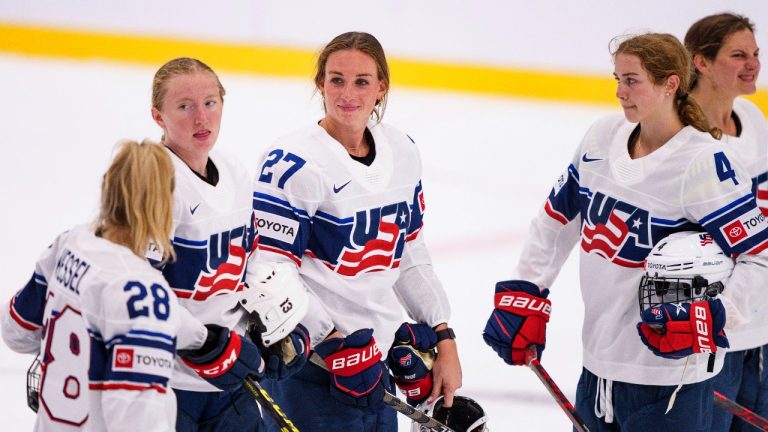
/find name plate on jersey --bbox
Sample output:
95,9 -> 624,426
112,345 -> 174,377
256,213 -> 299,244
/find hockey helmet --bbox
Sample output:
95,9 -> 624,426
241,261 -> 309,347
638,231 -> 733,312
411,395 -> 488,432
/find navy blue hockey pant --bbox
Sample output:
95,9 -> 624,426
174,386 -> 265,432
711,345 -> 768,431
260,358 -> 397,432
575,367 -> 715,431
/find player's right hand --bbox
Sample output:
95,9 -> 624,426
482,280 -> 551,365
259,323 -> 310,380
637,299 -> 728,359
314,328 -> 385,407
179,324 -> 265,391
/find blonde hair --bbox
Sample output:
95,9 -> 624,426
613,33 -> 721,139
98,139 -> 175,262
314,32 -> 390,123
152,57 -> 225,111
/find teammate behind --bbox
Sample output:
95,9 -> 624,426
150,57 -> 309,431
483,33 -> 768,431
252,32 -> 462,431
1,140 -> 208,431
685,13 -> 768,430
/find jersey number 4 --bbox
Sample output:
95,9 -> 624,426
258,150 -> 306,189
714,151 -> 739,186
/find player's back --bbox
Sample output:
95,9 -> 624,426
9,225 -> 179,431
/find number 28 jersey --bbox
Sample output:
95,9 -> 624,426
1,224 -> 200,431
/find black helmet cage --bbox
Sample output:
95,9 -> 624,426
432,396 -> 488,432
638,273 -> 724,312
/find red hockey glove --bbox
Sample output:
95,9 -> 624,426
482,280 -> 551,365
637,299 -> 729,359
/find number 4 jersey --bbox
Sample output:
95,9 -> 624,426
1,224 -> 205,431
516,115 -> 768,386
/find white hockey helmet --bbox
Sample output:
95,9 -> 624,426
411,395 -> 489,432
241,261 -> 308,347
638,231 -> 734,312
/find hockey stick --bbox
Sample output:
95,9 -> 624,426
243,376 -> 300,432
713,390 -> 768,431
309,353 -> 456,432
525,348 -> 591,432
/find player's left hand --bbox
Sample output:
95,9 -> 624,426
637,299 -> 729,359
393,322 -> 438,351
258,323 -> 310,380
428,330 -> 462,408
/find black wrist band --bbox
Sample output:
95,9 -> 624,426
435,327 -> 456,342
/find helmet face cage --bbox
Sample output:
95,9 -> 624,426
27,355 -> 41,413
413,395 -> 489,432
638,274 -> 723,312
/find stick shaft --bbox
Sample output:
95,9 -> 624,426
243,376 -> 300,432
713,390 -> 768,430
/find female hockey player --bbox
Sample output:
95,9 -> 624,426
150,57 -> 308,431
0,140 -> 206,431
685,13 -> 768,430
483,33 -> 768,431
251,32 -> 462,431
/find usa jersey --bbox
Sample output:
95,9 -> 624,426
158,148 -> 257,391
515,115 -> 768,385
1,224 -> 199,431
252,122 -> 450,355
717,98 -> 768,351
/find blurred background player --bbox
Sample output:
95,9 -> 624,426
1,140 -> 207,431
150,57 -> 308,431
251,31 -> 462,431
483,33 -> 768,431
685,13 -> 768,430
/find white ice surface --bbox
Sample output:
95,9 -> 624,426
0,54 -> 618,430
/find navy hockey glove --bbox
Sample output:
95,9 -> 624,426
314,328 -> 384,407
259,324 -> 310,380
637,299 -> 728,359
179,324 -> 265,391
393,322 -> 438,352
388,344 -> 434,405
483,280 -> 551,365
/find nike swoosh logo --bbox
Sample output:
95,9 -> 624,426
333,180 -> 352,193
581,153 -> 603,163
190,203 -> 201,214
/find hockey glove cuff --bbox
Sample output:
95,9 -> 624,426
314,328 -> 384,407
388,344 -> 434,405
482,280 -> 551,365
637,299 -> 728,359
179,324 -> 265,391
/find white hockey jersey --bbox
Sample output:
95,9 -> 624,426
252,122 -> 450,355
515,115 -> 768,386
157,148 -> 256,391
1,224 -> 202,431
716,98 -> 768,351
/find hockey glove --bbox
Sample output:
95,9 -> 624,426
482,280 -> 551,365
179,324 -> 265,391
314,328 -> 385,407
388,344 -> 434,405
393,322 -> 438,352
258,324 -> 310,380
637,299 -> 729,359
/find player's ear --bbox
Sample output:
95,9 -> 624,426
151,107 -> 165,129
